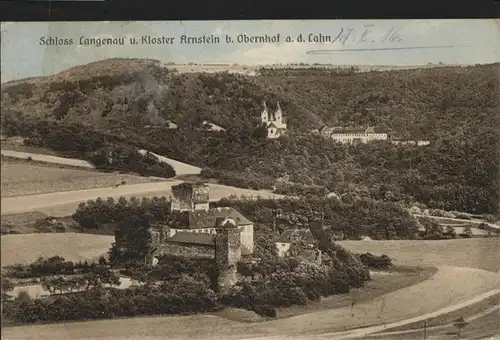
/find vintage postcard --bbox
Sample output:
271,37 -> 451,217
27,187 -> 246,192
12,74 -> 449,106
1,20 -> 499,340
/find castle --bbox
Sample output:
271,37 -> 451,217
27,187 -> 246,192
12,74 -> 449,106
148,182 -> 254,293
261,101 -> 287,139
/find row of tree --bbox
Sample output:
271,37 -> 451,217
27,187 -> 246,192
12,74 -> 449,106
72,196 -> 170,230
3,256 -> 107,279
2,274 -> 218,324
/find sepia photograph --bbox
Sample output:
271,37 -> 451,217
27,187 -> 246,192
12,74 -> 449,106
1,19 -> 499,340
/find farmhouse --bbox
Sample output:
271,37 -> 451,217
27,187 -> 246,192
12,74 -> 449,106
318,126 -> 388,144
275,228 -> 318,258
261,101 -> 287,139
202,120 -> 226,132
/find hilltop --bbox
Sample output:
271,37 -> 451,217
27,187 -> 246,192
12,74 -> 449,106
2,58 -> 498,136
1,58 -> 499,215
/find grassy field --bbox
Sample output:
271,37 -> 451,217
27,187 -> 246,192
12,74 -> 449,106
275,266 -> 438,319
1,138 -> 60,156
339,238 -> 500,273
1,233 -> 114,266
212,266 -> 438,323
1,159 -> 165,197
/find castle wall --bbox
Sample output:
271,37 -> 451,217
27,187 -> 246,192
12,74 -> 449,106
155,243 -> 215,259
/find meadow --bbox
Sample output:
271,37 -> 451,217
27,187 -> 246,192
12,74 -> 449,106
1,159 -> 164,197
338,238 -> 500,273
1,233 -> 114,267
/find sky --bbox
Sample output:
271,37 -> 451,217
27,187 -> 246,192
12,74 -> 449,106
1,19 -> 499,82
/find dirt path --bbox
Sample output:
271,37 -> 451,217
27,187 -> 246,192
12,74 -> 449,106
1,181 -> 282,216
365,303 -> 500,339
137,149 -> 202,176
1,150 -> 94,169
413,214 -> 500,230
3,148 -> 202,176
3,266 -> 498,340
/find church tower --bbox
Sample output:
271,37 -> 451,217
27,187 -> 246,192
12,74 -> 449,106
215,217 -> 242,294
275,101 -> 283,124
261,100 -> 269,124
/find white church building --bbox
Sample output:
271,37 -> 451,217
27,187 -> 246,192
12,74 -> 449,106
261,101 -> 287,139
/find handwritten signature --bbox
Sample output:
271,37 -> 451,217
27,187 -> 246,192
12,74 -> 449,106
306,25 -> 406,54
335,25 -> 403,45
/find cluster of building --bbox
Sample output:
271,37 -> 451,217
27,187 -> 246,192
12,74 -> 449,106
315,126 -> 430,146
317,126 -> 388,144
261,101 -> 288,139
142,182 -> 319,293
258,101 -> 429,146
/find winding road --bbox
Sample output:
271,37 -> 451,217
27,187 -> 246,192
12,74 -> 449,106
1,181 -> 282,217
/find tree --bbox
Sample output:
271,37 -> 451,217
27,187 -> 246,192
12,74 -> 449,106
1,274 -> 14,300
82,265 -> 121,290
286,239 -> 309,258
445,226 -> 457,239
453,316 -> 468,337
41,277 -> 59,295
109,212 -> 154,264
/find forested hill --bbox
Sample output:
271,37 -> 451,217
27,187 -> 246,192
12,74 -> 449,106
2,59 -> 499,139
2,59 -> 499,215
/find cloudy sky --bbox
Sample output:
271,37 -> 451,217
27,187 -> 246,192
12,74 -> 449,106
1,19 -> 499,82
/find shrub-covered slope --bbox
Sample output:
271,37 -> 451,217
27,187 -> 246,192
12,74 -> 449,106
2,59 -> 499,214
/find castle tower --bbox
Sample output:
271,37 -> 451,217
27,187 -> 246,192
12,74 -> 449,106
261,100 -> 269,123
215,217 -> 242,294
170,182 -> 210,212
275,101 -> 282,124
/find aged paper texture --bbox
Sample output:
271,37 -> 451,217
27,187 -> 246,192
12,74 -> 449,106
1,20 -> 499,340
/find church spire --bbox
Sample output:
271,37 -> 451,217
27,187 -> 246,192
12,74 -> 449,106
261,100 -> 269,123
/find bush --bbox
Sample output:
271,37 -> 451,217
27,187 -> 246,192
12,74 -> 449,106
483,214 -> 496,223
455,213 -> 472,220
358,253 -> 393,270
90,146 -> 176,178
253,304 -> 277,318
